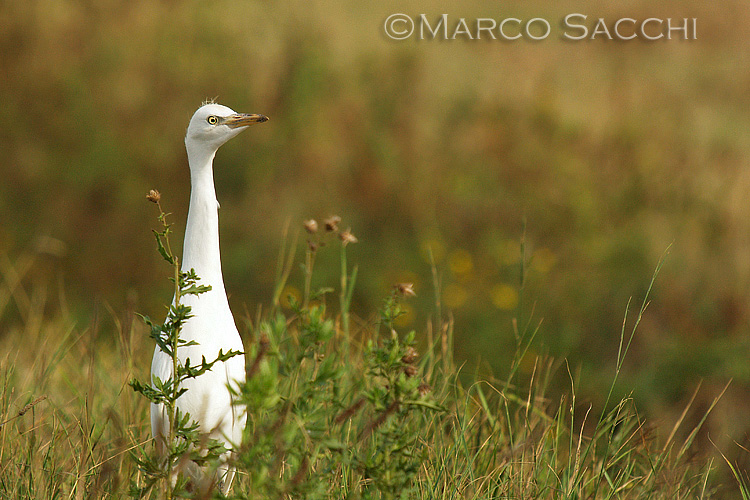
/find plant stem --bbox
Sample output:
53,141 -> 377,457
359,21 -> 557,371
340,244 -> 349,336
166,254 -> 180,500
303,247 -> 315,310
158,204 -> 180,500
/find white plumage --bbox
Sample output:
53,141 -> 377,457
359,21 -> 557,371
150,103 -> 268,493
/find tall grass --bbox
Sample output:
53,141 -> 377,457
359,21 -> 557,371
2,1 -> 750,478
0,207 -> 742,498
0,273 -> 149,498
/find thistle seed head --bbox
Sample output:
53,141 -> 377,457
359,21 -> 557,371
402,346 -> 418,364
146,189 -> 161,204
303,219 -> 318,234
394,283 -> 416,297
339,228 -> 358,246
324,216 -> 341,232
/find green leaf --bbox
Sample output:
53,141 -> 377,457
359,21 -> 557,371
152,229 -> 174,264
181,284 -> 212,296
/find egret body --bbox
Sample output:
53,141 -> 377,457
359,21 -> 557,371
150,103 -> 268,492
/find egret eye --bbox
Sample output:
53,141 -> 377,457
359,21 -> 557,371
207,115 -> 219,125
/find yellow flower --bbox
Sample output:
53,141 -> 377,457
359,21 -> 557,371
443,283 -> 468,309
448,249 -> 474,278
531,248 -> 557,274
490,284 -> 518,310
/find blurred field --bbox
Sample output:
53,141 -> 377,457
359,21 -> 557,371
1,0 -> 750,491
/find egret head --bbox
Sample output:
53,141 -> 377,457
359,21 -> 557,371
185,103 -> 268,157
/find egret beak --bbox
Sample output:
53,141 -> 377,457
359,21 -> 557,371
224,113 -> 269,129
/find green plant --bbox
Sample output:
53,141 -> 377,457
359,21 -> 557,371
228,218 -> 440,500
129,192 -> 242,498
1,203 -> 736,499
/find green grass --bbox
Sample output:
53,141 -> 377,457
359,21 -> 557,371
0,215 -> 742,499
1,0 -> 749,495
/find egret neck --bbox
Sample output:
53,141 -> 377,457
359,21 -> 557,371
182,146 -> 227,300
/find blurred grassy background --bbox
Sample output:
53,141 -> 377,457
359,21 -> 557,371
1,0 -> 749,484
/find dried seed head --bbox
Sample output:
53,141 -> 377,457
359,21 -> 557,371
404,364 -> 418,378
394,283 -> 416,297
259,332 -> 270,350
303,219 -> 318,234
334,397 -> 366,424
16,395 -> 48,417
324,216 -> 341,232
339,228 -> 358,246
248,333 -> 271,379
146,189 -> 161,204
418,383 -> 431,396
307,239 -> 319,252
402,346 -> 418,364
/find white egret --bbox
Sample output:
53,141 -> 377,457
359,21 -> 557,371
150,103 -> 268,492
